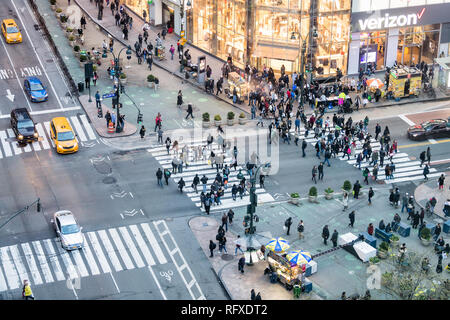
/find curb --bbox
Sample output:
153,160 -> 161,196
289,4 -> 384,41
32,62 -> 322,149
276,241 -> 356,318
73,0 -> 251,117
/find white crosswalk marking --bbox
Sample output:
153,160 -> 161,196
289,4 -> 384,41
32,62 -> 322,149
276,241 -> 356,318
31,140 -> 41,151
140,223 -> 167,265
97,230 -> 123,272
6,129 -> 22,155
0,261 -> 8,291
0,130 -> 12,157
54,239 -> 78,280
31,241 -> 54,283
9,245 -> 29,284
70,116 -> 87,142
65,118 -> 79,143
21,243 -> 43,285
35,123 -> 50,149
0,247 -> 20,289
80,235 -> 100,275
118,227 -> 145,268
80,114 -> 96,140
70,249 -> 89,277
42,239 -> 65,281
86,232 -> 111,274
128,225 -> 156,266
108,228 -> 134,270
43,121 -> 55,147
23,142 -> 32,153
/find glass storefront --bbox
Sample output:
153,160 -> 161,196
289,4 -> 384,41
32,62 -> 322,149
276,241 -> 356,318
359,31 -> 386,71
397,25 -> 440,66
123,0 -> 148,20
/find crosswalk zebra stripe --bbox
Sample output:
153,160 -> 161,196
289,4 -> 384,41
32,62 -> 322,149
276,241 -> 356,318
118,227 -> 146,268
21,243 -> 43,285
0,262 -> 8,291
385,172 -> 443,184
54,239 -> 79,280
80,115 -> 96,140
86,232 -> 111,274
128,225 -> 156,266
31,241 -> 54,283
35,123 -> 50,150
23,142 -> 32,153
97,230 -> 123,272
43,122 -> 55,147
0,247 -> 20,289
31,140 -> 41,151
70,116 -> 87,142
108,228 -> 135,270
65,118 -> 79,143
42,239 -> 65,281
6,129 -> 22,155
70,249 -> 89,277
0,130 -> 12,157
9,245 -> 29,284
80,235 -> 100,275
140,223 -> 167,265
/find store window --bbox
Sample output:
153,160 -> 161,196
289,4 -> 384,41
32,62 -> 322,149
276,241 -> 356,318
359,31 -> 386,71
396,25 -> 440,66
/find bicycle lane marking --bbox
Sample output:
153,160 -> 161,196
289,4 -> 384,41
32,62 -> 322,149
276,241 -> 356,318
152,220 -> 205,300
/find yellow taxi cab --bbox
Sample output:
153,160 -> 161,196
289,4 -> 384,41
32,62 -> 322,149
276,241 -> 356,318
49,117 -> 79,154
1,19 -> 22,44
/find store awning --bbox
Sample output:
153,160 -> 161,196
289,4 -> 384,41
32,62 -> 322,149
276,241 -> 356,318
252,45 -> 299,62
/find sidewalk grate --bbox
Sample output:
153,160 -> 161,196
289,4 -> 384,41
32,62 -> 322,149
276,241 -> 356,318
221,254 -> 234,261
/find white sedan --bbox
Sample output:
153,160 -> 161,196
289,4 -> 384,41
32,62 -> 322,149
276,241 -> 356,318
51,210 -> 84,250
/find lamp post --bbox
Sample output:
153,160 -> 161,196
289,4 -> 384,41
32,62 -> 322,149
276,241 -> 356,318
179,0 -> 192,37
299,28 -> 318,109
110,45 -> 132,133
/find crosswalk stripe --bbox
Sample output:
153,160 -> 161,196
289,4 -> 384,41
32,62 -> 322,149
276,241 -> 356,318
0,130 -> 12,157
43,122 -> 55,147
128,225 -> 156,266
0,247 -> 20,289
108,228 -> 134,270
31,140 -> 41,151
140,223 -> 167,265
80,114 -> 96,140
385,172 -> 443,184
54,239 -> 78,280
86,232 -> 111,274
21,243 -> 43,285
80,235 -> 100,275
70,116 -> 87,142
23,142 -> 32,153
97,230 -> 123,272
31,241 -> 54,283
42,239 -> 65,281
9,245 -> 29,284
35,123 -> 50,150
65,118 -> 80,143
6,129 -> 22,155
70,249 -> 89,277
0,261 -> 8,291
118,227 -> 146,268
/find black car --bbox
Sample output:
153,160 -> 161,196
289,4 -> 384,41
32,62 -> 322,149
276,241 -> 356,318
10,108 -> 38,143
407,118 -> 450,141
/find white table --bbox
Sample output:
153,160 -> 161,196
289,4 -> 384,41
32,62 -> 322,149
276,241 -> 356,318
353,242 -> 377,262
338,232 -> 358,246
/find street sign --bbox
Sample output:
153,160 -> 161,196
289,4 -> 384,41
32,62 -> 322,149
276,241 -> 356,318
102,92 -> 116,99
180,30 -> 185,37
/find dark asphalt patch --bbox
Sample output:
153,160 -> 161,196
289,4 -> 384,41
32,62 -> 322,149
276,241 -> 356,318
102,176 -> 116,184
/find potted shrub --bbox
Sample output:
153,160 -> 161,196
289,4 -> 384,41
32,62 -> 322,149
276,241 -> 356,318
390,235 -> 400,248
227,112 -> 235,126
73,45 -> 80,58
214,114 -> 222,127
324,188 -> 334,200
342,180 -> 352,192
377,241 -> 390,259
238,112 -> 246,125
308,186 -> 318,203
50,0 -> 57,10
381,272 -> 393,287
66,27 -> 73,36
55,8 -> 62,18
147,74 -> 158,88
68,35 -> 75,47
289,192 -> 300,205
60,15 -> 68,29
119,73 -> 127,85
369,256 -> 380,265
420,228 -> 432,246
79,54 -> 87,67
202,112 -> 210,128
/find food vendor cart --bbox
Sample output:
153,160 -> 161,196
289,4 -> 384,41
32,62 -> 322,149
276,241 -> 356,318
227,72 -> 249,102
265,250 -> 302,290
388,66 -> 421,99
155,45 -> 165,61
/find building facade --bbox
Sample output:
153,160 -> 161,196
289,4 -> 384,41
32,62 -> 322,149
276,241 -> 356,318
123,0 -> 450,77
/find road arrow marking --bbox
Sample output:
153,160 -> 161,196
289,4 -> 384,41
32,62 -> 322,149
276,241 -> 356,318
6,90 -> 15,102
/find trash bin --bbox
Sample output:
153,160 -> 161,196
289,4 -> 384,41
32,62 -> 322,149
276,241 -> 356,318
293,285 -> 301,299
78,82 -> 84,93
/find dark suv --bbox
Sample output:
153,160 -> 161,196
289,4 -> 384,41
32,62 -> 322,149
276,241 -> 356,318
10,108 -> 38,143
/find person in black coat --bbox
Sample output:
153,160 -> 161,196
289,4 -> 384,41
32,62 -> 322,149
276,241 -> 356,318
185,103 -> 194,119
238,257 -> 245,273
177,90 -> 183,107
322,225 -> 330,245
285,217 -> 293,235
348,211 -> 355,227
178,177 -> 185,192
379,219 -> 385,230
209,240 -> 216,257
353,180 -> 361,199
331,229 -> 339,247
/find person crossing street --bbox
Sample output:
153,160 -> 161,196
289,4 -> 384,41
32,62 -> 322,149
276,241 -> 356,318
185,103 -> 194,119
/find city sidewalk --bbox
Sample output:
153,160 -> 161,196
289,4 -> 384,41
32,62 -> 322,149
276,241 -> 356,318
414,177 -> 450,220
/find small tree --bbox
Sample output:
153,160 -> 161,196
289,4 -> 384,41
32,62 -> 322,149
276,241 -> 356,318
68,36 -> 75,42
290,193 -> 299,198
239,112 -> 246,118
79,55 -> 87,62
420,228 -> 431,240
309,186 -> 317,197
119,73 -> 127,79
214,115 -> 221,121
50,0 -> 56,5
343,180 -> 352,191
227,111 -> 235,120
202,113 -> 210,122
73,45 -> 80,52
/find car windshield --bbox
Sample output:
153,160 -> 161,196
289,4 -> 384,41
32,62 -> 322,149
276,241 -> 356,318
6,26 -> 19,33
30,82 -> 44,91
17,120 -> 34,129
57,131 -> 75,141
61,224 -> 80,235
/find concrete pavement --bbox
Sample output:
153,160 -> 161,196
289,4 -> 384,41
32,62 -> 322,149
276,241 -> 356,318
415,178 -> 450,220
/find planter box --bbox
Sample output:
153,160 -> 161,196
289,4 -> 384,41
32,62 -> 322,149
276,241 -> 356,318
202,121 -> 210,128
69,41 -> 74,47
51,5 -> 56,11
79,61 -> 85,68
227,119 -> 234,126
56,12 -> 61,18
119,78 -> 127,85
147,81 -> 156,89
214,120 -> 222,127
61,23 -> 67,29
289,197 -> 299,205
377,250 -> 388,259
308,195 -> 317,203
421,238 -> 432,246
238,117 -> 246,125
74,51 -> 80,58
325,192 -> 334,200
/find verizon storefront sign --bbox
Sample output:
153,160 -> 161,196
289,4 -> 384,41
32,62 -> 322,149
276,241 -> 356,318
351,3 -> 450,32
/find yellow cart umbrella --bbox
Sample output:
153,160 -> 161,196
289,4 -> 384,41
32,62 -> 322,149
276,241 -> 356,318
286,250 -> 312,265
265,237 -> 290,253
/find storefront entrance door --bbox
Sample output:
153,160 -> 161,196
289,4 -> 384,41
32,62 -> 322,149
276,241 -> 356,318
402,45 -> 422,66
162,3 -> 174,29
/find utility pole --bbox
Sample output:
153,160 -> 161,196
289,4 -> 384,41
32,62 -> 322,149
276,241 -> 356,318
111,45 -> 132,133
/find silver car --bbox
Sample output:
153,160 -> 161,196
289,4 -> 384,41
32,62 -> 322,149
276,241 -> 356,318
51,210 -> 84,250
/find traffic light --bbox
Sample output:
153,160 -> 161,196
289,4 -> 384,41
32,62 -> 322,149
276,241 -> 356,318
126,45 -> 132,60
137,112 -> 143,123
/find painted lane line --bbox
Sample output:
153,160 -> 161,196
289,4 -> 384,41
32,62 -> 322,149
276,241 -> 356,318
70,116 -> 87,142
0,131 -> 12,157
398,114 -> 415,126
118,227 -> 145,268
153,220 -> 204,300
6,129 -> 22,155
11,0 -> 64,110
140,223 -> 168,265
110,271 -> 120,293
0,247 -> 20,289
0,106 -> 80,119
428,139 -> 437,144
80,235 -> 100,275
20,243 -> 43,285
43,122 -> 55,147
128,225 -> 156,266
31,241 -> 54,283
80,114 -> 96,140
9,245 -> 29,284
108,228 -> 135,270
42,239 -> 65,281
70,249 -> 89,277
35,123 -> 50,149
54,239 -> 79,280
86,232 -> 111,273
97,230 -> 123,272
148,266 -> 167,300
0,260 -> 8,291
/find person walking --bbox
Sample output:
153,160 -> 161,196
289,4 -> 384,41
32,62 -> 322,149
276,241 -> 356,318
348,210 -> 355,227
221,213 -> 228,232
331,229 -> 339,248
302,139 -> 307,157
192,174 -> 200,193
311,165 -> 317,184
235,235 -> 244,255
105,110 -> 112,127
434,223 -> 441,241
178,177 -> 185,193
209,240 -> 216,258
342,192 -> 349,211
438,174 -> 445,190
177,90 -> 183,108
250,289 -> 256,300
238,257 -> 245,274
169,45 -> 175,60
163,168 -> 171,185
363,167 -> 370,185
426,146 -> 431,165
353,180 -> 361,199
284,217 -> 293,235
419,150 -> 426,167
322,225 -> 330,245
318,162 -> 324,181
368,187 -> 374,205
157,127 -> 163,144
218,236 -> 227,253
22,280 -> 34,300
185,103 -> 194,119
227,209 -> 234,225
156,168 -> 163,187
204,195 -> 211,215
423,164 -> 430,181
367,223 -> 374,236
139,125 -> 146,139
80,15 -> 86,29
297,220 -> 304,239
95,90 -> 101,109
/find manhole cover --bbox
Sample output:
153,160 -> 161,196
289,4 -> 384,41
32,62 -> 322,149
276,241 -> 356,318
102,176 -> 117,184
221,254 -> 234,261
94,163 -> 112,174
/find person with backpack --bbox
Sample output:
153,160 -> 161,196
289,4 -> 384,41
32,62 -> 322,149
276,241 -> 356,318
156,168 -> 163,187
163,168 -> 171,185
178,177 -> 185,193
419,150 -> 426,167
204,194 -> 211,215
139,125 -> 146,139
209,240 -> 216,258
191,174 -> 200,193
284,217 -> 293,235
297,220 -> 304,239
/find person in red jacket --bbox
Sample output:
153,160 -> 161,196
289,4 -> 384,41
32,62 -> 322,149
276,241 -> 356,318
154,112 -> 162,132
367,223 -> 374,236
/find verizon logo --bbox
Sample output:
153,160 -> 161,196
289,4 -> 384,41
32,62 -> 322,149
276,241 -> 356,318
358,8 -> 425,31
